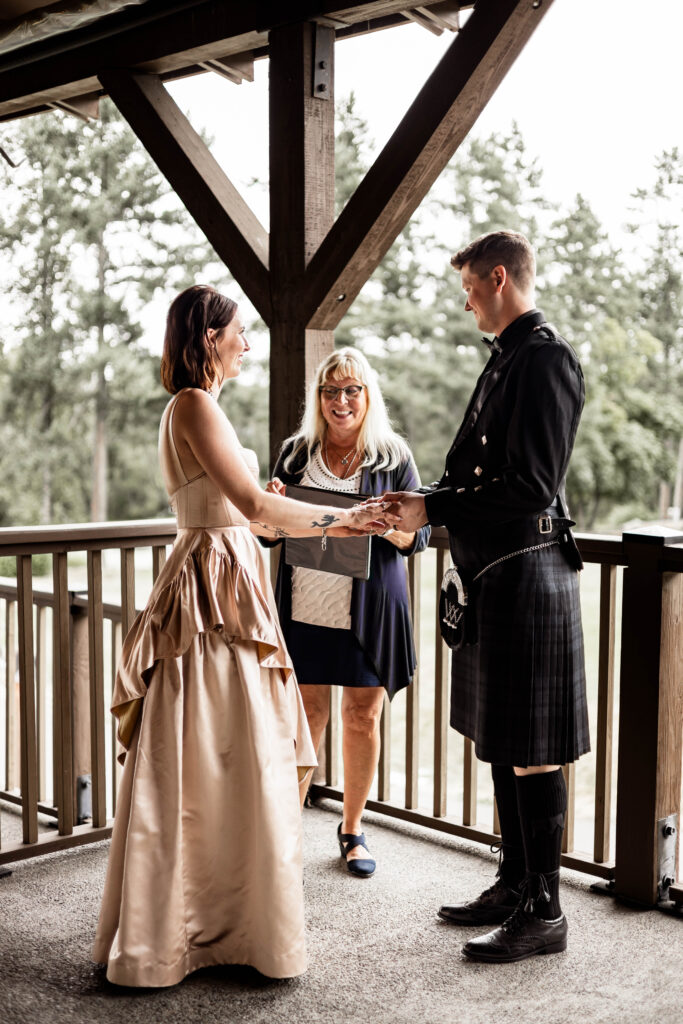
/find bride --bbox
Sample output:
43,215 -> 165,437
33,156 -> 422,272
92,285 -> 392,987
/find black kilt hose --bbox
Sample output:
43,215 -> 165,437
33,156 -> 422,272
450,544 -> 589,767
424,310 -> 591,768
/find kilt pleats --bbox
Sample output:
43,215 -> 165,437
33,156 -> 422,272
450,545 -> 590,767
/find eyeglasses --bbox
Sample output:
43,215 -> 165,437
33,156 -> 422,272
318,385 -> 366,400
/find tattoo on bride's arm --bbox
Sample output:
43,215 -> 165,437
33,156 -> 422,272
252,521 -> 291,538
310,513 -> 340,528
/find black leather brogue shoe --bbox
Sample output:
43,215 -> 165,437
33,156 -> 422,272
462,907 -> 568,963
438,877 -> 521,926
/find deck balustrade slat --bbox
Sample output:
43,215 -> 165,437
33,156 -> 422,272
120,549 -> 136,637
594,563 -> 617,863
325,686 -> 340,787
5,599 -> 17,791
17,555 -> 38,844
87,551 -> 107,828
563,762 -> 576,853
405,556 -> 420,809
378,692 -> 391,801
36,606 -> 48,802
111,620 -> 123,815
152,544 -> 167,582
493,796 -> 500,836
433,549 -> 449,817
463,738 -> 477,826
52,552 -> 73,836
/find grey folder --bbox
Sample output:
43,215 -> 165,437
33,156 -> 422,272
283,484 -> 372,580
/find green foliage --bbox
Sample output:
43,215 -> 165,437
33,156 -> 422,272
0,102 -> 218,527
0,555 -> 51,579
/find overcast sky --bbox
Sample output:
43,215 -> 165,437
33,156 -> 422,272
167,0 -> 682,249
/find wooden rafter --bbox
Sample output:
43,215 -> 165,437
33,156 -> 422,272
303,0 -> 553,330
0,1 -> 460,120
98,69 -> 271,323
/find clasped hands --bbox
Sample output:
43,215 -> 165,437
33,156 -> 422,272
265,478 -> 428,538
356,491 -> 428,536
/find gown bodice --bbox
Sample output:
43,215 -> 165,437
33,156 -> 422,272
158,389 -> 258,529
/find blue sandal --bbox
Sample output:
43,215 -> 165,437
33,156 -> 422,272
337,822 -> 376,877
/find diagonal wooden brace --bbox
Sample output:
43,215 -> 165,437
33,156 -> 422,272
99,68 -> 271,323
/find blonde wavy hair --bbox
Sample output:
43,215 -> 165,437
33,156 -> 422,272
283,347 -> 410,474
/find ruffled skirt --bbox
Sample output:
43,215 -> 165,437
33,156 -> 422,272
92,527 -> 316,986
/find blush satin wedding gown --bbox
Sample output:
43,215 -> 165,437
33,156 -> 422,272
92,389 -> 316,987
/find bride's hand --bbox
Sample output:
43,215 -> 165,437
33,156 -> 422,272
265,477 -> 286,496
345,500 -> 400,531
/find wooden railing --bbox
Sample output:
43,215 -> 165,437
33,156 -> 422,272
313,525 -> 683,909
0,521 -> 175,864
0,519 -> 681,910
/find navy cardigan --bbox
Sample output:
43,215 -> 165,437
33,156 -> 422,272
263,441 -> 430,699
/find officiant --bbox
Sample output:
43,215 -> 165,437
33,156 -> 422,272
261,347 -> 429,878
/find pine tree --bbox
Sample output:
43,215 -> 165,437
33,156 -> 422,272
0,102 -> 214,525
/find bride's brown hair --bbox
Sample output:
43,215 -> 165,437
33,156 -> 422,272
160,285 -> 237,395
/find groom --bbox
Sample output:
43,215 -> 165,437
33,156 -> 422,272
383,230 -> 589,963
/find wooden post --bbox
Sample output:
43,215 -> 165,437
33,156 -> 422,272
268,21 -> 335,469
615,529 -> 683,905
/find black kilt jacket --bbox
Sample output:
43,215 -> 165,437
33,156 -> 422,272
424,309 -> 590,766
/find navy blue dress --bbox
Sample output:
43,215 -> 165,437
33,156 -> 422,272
264,443 -> 430,698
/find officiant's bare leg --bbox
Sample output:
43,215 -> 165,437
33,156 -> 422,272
340,686 -> 384,861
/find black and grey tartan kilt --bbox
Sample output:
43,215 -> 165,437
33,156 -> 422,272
450,544 -> 590,767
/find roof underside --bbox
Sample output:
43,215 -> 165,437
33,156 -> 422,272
0,0 -> 473,123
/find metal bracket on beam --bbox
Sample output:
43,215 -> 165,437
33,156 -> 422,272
313,24 -> 333,101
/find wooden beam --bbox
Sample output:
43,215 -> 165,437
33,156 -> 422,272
0,1 -> 422,114
268,22 -> 335,466
303,0 -> 554,330
99,69 -> 271,323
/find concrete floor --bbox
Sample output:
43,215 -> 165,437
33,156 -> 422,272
1,798 -> 681,1024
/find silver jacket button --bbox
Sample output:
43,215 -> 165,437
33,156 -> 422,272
474,465 -> 483,476
481,434 -> 487,445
